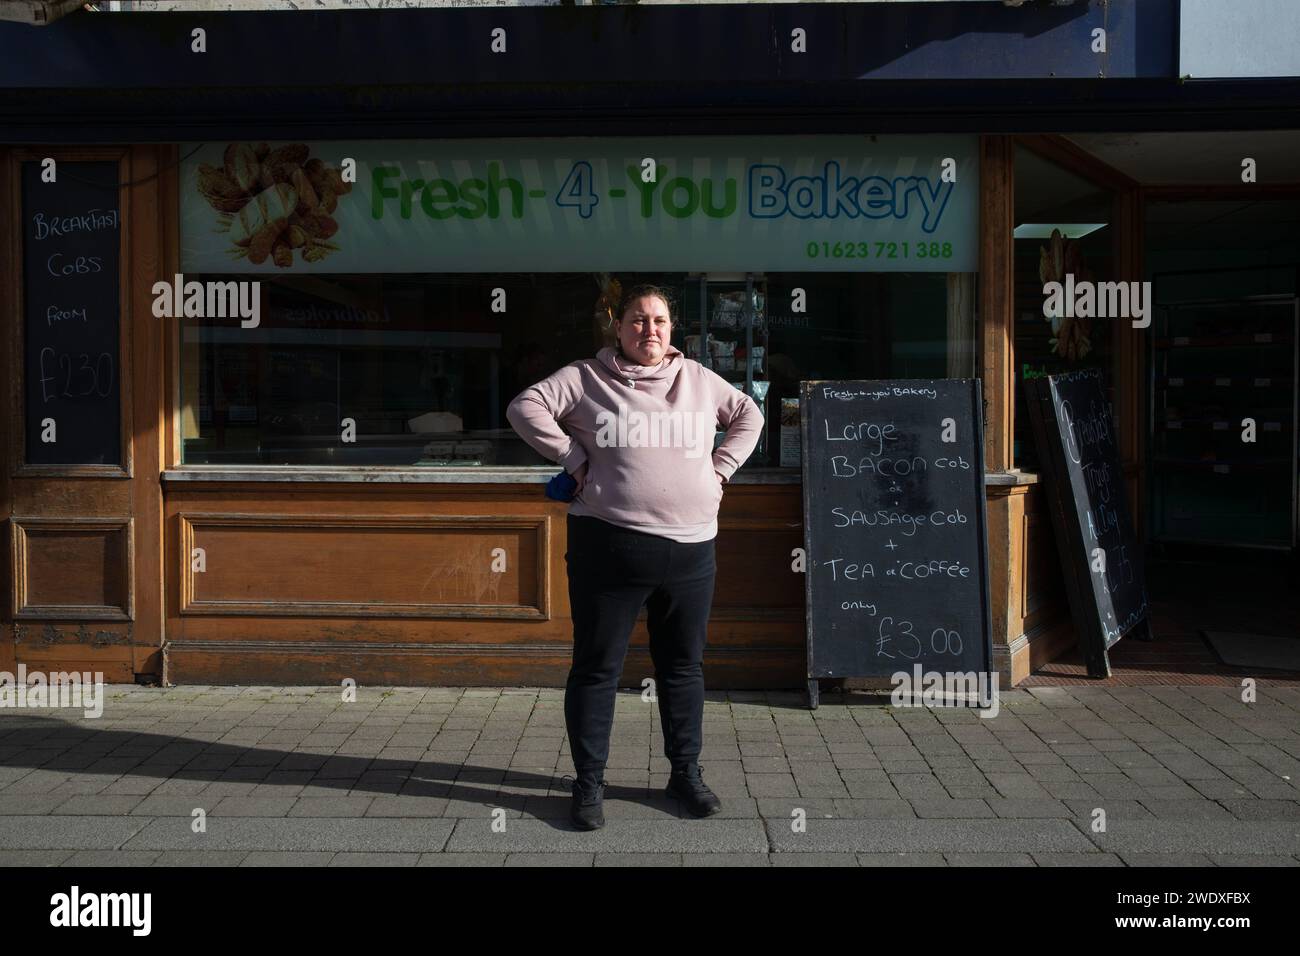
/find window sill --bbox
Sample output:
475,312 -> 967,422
162,465 -> 1041,486
163,465 -> 559,484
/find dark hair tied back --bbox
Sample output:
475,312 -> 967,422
615,283 -> 675,325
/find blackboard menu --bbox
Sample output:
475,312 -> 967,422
800,379 -> 994,693
1025,368 -> 1150,678
22,160 -> 121,465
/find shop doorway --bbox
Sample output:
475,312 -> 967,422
1145,200 -> 1300,551
1017,134 -> 1300,682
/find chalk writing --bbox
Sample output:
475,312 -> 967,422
31,208 -> 119,240
22,161 -> 122,465
801,379 -> 992,682
830,507 -> 969,533
37,349 -> 115,402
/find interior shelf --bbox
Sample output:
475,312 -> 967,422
1154,334 -> 1294,349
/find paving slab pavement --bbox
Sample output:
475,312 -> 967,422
1,684 -> 1298,866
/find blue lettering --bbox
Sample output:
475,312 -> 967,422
747,161 -> 954,232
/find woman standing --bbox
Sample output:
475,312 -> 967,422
506,283 -> 764,830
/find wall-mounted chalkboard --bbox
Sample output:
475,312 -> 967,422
1024,369 -> 1151,678
800,379 -> 994,708
22,160 -> 122,466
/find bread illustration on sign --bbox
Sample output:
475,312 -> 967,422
197,142 -> 352,267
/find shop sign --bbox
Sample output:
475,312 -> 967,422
180,136 -> 977,274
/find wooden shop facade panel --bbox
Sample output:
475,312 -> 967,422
10,516 -> 133,620
705,483 -> 807,689
160,475 -> 1050,688
976,135 -> 1073,685
986,481 -> 1072,686
162,477 -> 810,687
177,513 -> 549,619
1,144 -> 166,683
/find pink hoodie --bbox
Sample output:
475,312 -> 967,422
506,345 -> 765,542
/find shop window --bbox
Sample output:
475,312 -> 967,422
1012,147 -> 1118,471
679,272 -> 973,466
179,270 -> 975,468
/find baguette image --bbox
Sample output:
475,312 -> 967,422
197,142 -> 352,267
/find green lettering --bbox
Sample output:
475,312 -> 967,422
629,164 -> 658,217
371,166 -> 401,219
700,177 -> 736,217
420,179 -> 459,220
400,177 -> 426,219
486,161 -> 524,218
663,177 -> 697,218
458,178 -> 488,219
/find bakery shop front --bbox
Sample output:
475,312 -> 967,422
20,123 -> 1291,689
161,133 -> 992,687
11,131 -> 1074,689
14,3 -> 1288,692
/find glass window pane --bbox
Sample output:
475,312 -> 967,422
180,270 -> 976,470
1013,147 -> 1117,471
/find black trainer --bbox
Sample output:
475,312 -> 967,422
563,774 -> 608,830
665,764 -> 722,817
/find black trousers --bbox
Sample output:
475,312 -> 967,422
564,513 -> 717,780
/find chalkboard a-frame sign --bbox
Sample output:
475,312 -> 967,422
1024,369 -> 1151,678
800,380 -> 995,710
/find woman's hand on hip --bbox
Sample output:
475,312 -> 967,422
569,461 -> 588,494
